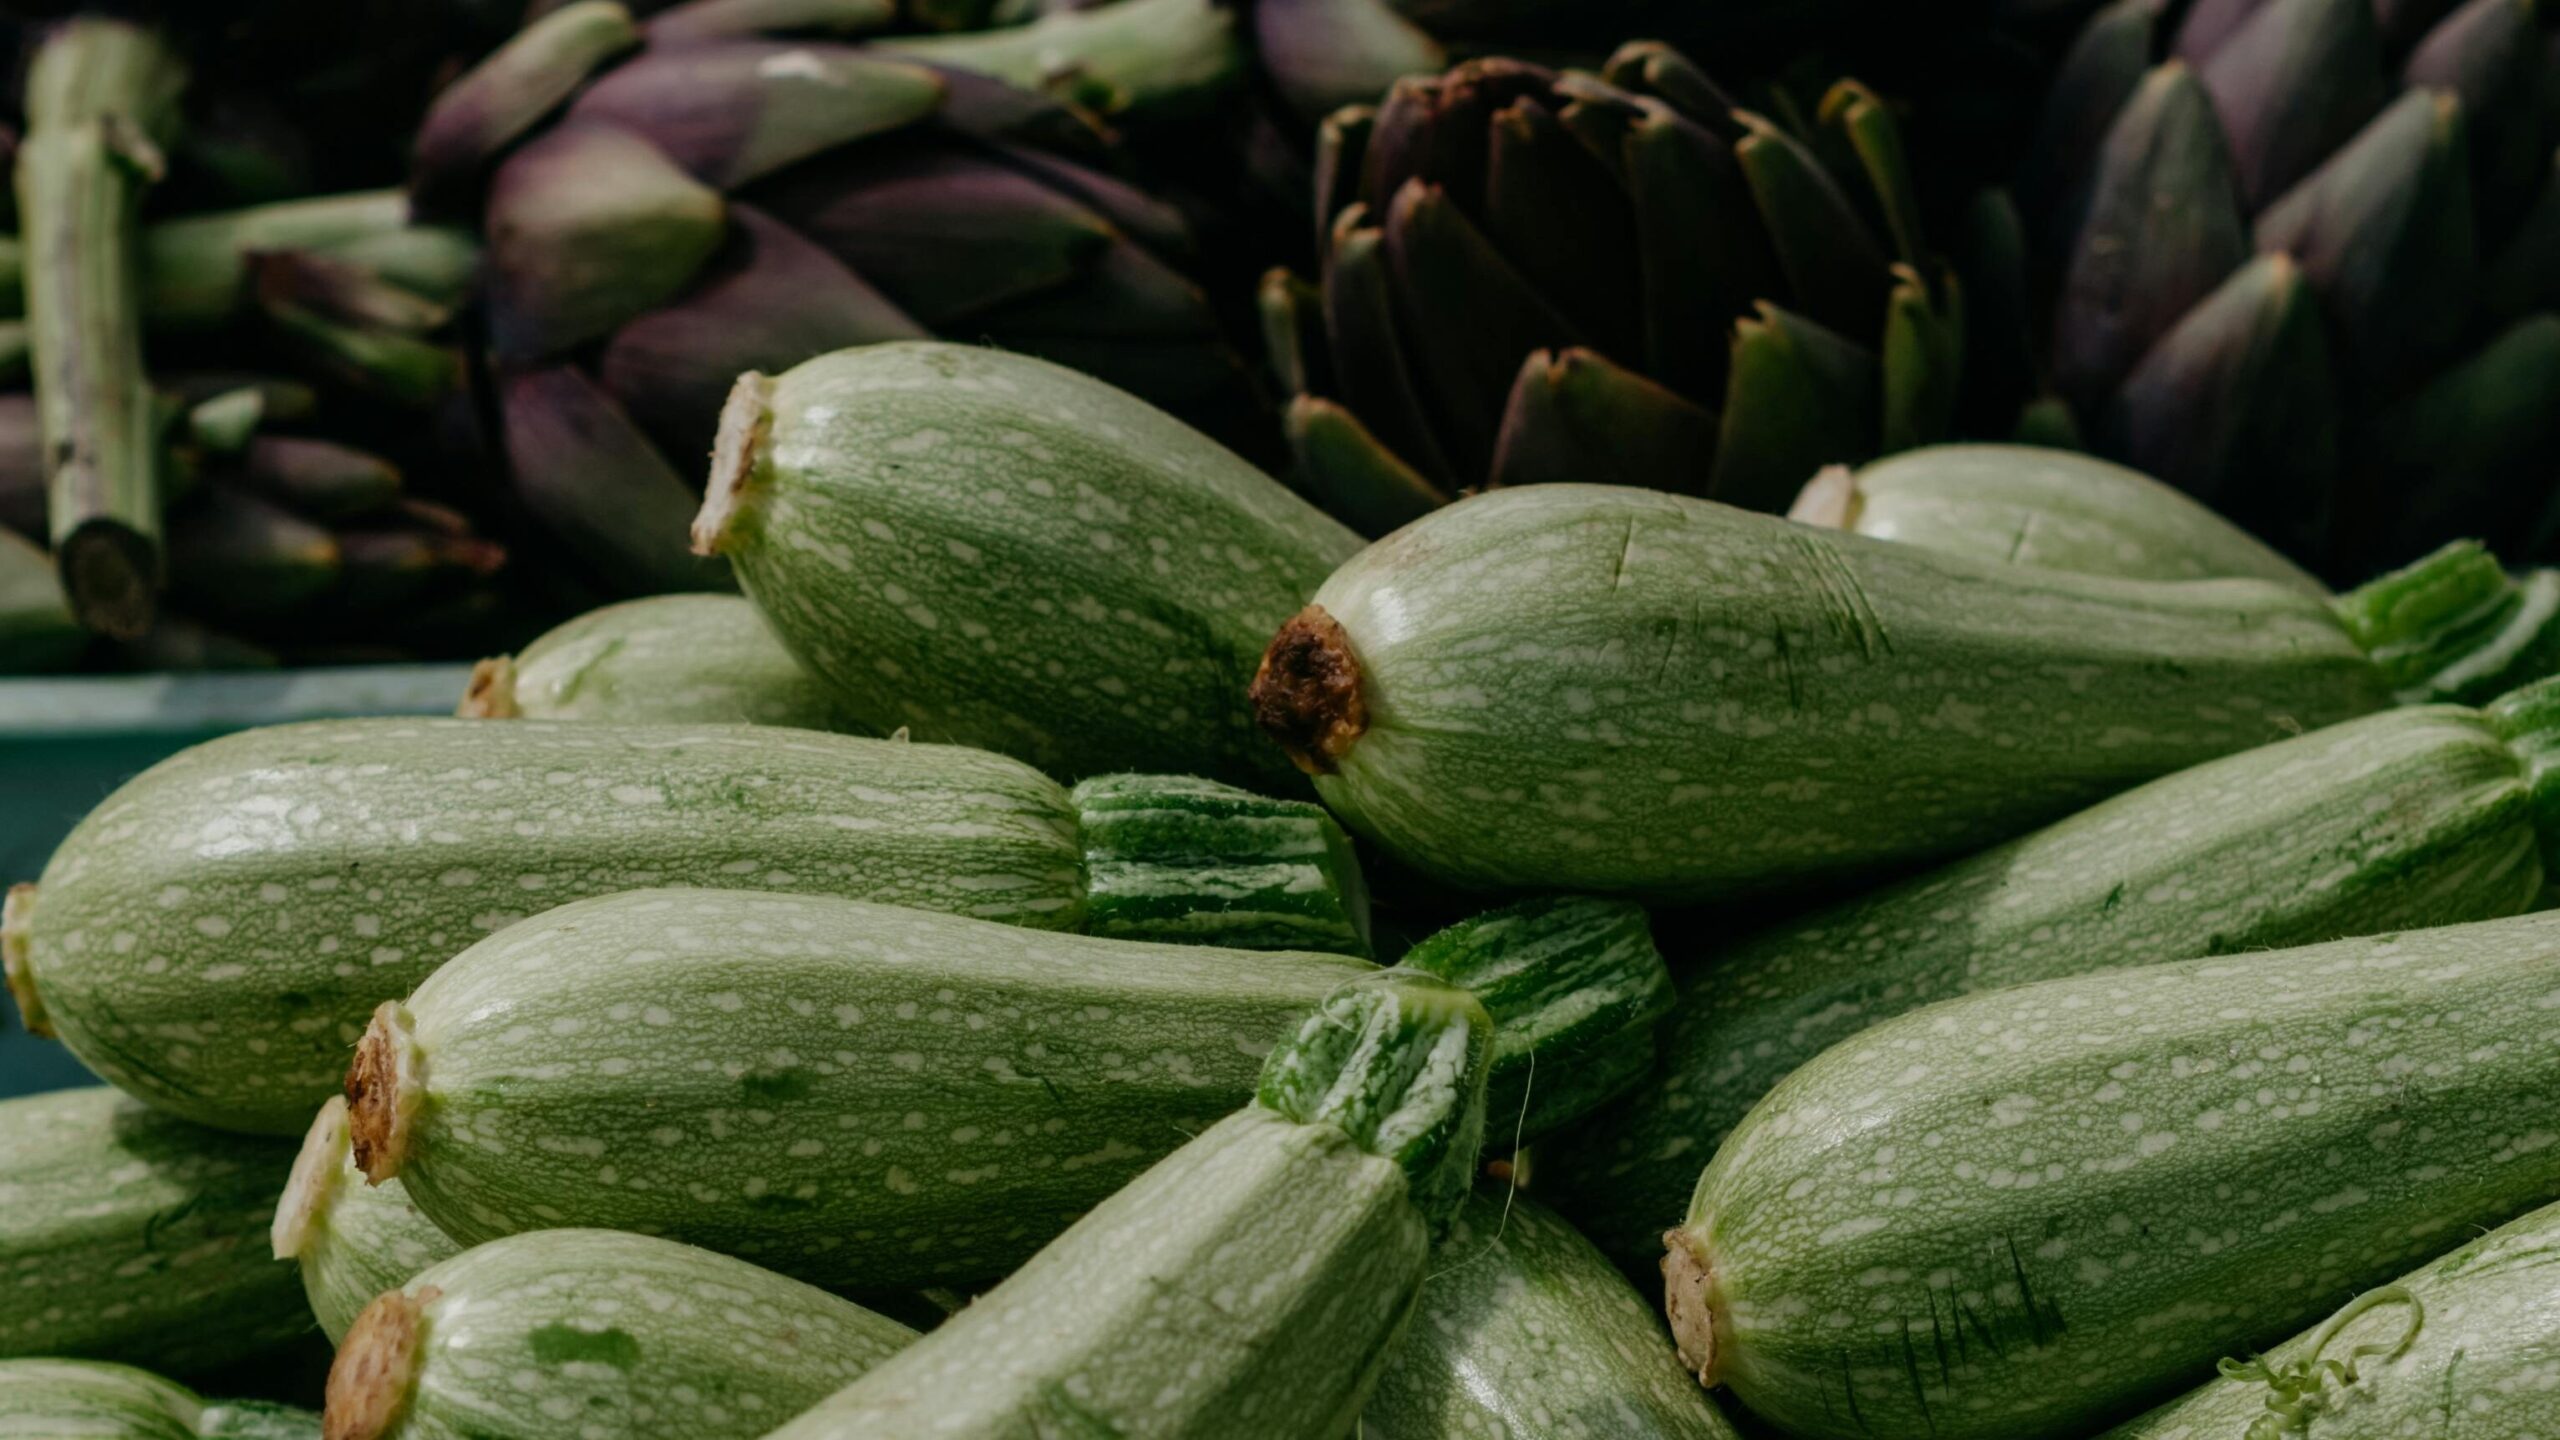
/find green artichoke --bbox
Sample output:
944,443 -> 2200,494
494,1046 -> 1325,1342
417,0 -> 1265,596
2015,0 -> 2560,573
1261,41 -> 1964,533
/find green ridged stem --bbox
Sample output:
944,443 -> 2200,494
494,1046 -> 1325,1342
2101,1197 -> 2560,1439
18,20 -> 187,639
0,1088 -> 308,1376
1547,686 -> 2558,1266
0,1359 -> 316,1440
2336,540 -> 2560,704
320,1230 -> 914,1440
1071,771 -> 1371,956
270,1097 -> 458,1344
765,976 -> 1488,1440
351,888 -> 1632,1290
1795,444 -> 2327,592
14,718 -> 1369,1133
1395,895 -> 1669,1141
459,595 -> 868,729
1669,912 -> 2560,1440
1359,1189 -> 1740,1439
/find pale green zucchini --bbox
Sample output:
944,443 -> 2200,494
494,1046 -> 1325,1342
0,1359 -> 316,1439
457,594 -> 865,730
2101,1197 -> 2560,1440
1546,678 -> 2560,1266
347,888 -> 1664,1291
764,970 -> 1489,1440
695,341 -> 1363,789
0,1087 -> 308,1375
270,1097 -> 457,1343
320,1229 -> 914,1440
1251,484 -> 2543,902
1361,1188 -> 1739,1440
1790,444 -> 2326,592
6,717 -> 1366,1133
1664,912 -> 2560,1440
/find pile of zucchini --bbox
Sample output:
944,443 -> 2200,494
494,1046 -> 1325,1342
8,341 -> 2560,1439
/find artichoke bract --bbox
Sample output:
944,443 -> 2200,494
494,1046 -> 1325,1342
412,0 -> 1260,596
1263,41 -> 1960,534
1248,485 -> 2560,903
698,341 -> 1361,789
2013,0 -> 2560,574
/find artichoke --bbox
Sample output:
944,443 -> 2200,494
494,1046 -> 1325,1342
417,0 -> 1264,596
1261,41 -> 1963,533
2014,0 -> 2560,573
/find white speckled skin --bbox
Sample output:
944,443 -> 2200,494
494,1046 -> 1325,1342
0,1358 -> 315,1439
718,342 -> 1363,789
275,1098 -> 457,1343
1549,701 -> 2543,1266
1678,912 -> 2560,1440
21,718 -> 1090,1133
387,889 -> 1375,1289
766,1106 -> 1426,1440
1362,1189 -> 1740,1440
1818,445 -> 2328,592
369,1230 -> 913,1440
2101,1196 -> 2560,1439
497,594 -> 869,729
0,1088 -> 306,1375
1307,484 -> 2389,901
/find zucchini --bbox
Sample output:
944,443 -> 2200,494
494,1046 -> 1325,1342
2101,1197 -> 2560,1439
1663,912 -> 2560,1440
0,1086 -> 308,1376
320,1229 -> 914,1440
271,1097 -> 458,1343
6,717 -> 1367,1133
1362,1188 -> 1740,1440
346,888 -> 1665,1291
0,1359 -> 316,1440
1789,445 -> 2325,592
1545,679 -> 2560,1266
1249,484 -> 2539,902
763,970 -> 1490,1440
456,594 -> 864,729
695,341 -> 1363,789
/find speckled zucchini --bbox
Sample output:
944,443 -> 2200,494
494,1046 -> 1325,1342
0,1087 -> 308,1375
695,341 -> 1363,789
5,717 -> 1367,1133
1546,677 -> 2560,1266
2101,1196 -> 2560,1440
1251,485 -> 2545,902
458,594 -> 865,730
271,1097 -> 457,1343
0,1359 -> 316,1439
1361,1188 -> 1739,1440
346,888 -> 1664,1291
763,970 -> 1489,1440
321,1229 -> 915,1440
1789,445 -> 2325,591
1663,913 -> 2560,1440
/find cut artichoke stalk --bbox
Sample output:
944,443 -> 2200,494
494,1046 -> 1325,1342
419,0 -> 1266,599
1263,41 -> 1963,533
2012,0 -> 2560,577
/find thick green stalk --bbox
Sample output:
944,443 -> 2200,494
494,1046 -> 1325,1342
16,20 -> 186,638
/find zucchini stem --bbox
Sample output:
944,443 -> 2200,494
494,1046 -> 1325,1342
693,371 -> 775,557
1662,1229 -> 1723,1387
456,655 -> 521,718
324,1286 -> 432,1440
1786,462 -> 1861,529
347,1003 -> 425,1183
1250,604 -> 1369,775
273,1095 -> 352,1262
0,884 -> 45,1037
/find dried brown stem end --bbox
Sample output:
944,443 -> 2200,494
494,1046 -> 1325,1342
1787,463 -> 1861,530
693,370 -> 774,558
346,1003 -> 418,1183
1662,1228 -> 1723,1388
324,1286 -> 435,1440
1,885 -> 48,1037
456,655 -> 520,718
1249,604 -> 1368,777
